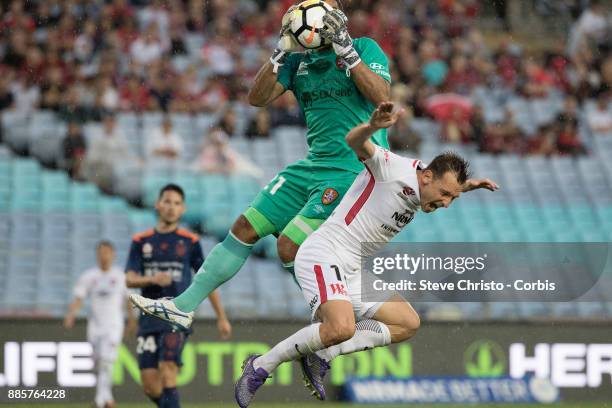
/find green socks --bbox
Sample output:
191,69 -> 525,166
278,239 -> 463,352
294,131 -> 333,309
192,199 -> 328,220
173,232 -> 254,312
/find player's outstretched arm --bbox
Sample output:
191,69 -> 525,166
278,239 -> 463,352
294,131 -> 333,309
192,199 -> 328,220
346,101 -> 403,160
124,297 -> 137,337
125,270 -> 172,288
462,178 -> 500,193
248,4 -> 300,107
63,297 -> 82,329
208,289 -> 232,339
321,9 -> 390,105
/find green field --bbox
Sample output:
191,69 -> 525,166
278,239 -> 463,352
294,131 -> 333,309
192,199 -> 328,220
15,404 -> 611,408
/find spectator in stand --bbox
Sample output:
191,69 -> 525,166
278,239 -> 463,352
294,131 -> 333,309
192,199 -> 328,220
119,75 -> 153,112
62,121 -> 87,180
483,110 -> 525,154
192,128 -> 262,178
557,117 -> 587,156
98,76 -> 120,112
22,46 -> 45,86
192,129 -> 237,174
83,112 -> 134,192
470,105 -> 486,151
185,0 -> 206,32
420,40 -> 448,87
0,77 -> 15,111
441,106 -> 472,144
201,18 -> 236,76
569,0 -> 609,57
146,115 -> 184,163
602,56 -> 612,91
394,27 -> 419,82
557,95 -> 579,124
246,109 -> 271,139
519,58 -> 555,98
2,28 -> 27,68
217,108 -> 237,137
0,76 -> 14,143
387,84 -> 420,152
58,86 -> 90,124
199,75 -> 230,113
495,36 -> 522,88
587,91 -> 612,136
130,22 -> 168,67
444,54 -> 481,95
10,76 -> 40,115
529,124 -> 558,156
139,0 -> 170,41
74,19 -> 98,63
39,64 -> 66,111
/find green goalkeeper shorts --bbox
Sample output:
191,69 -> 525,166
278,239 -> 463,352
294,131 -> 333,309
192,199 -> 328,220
247,159 -> 358,240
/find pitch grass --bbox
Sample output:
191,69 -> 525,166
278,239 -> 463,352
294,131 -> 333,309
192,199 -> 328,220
15,403 -> 611,408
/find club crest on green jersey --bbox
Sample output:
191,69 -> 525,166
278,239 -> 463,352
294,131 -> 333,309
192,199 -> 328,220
322,188 -> 339,205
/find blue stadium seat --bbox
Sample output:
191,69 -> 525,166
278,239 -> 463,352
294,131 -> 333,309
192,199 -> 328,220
70,183 -> 100,212
2,111 -> 30,152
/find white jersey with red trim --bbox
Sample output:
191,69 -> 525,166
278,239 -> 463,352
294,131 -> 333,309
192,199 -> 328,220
73,266 -> 127,340
311,146 -> 422,265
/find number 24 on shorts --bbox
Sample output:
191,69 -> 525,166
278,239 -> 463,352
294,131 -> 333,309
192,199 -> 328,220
136,335 -> 157,354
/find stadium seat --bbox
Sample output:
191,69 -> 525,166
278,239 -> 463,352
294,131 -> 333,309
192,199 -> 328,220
1,111 -> 30,152
100,196 -> 129,213
70,183 -> 100,212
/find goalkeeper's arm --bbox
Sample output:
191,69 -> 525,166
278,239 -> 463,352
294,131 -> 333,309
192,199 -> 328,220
248,64 -> 287,107
349,62 -> 390,106
321,9 -> 390,105
248,5 -> 300,107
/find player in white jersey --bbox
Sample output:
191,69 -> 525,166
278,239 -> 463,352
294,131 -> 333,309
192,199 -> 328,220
64,241 -> 136,408
235,102 -> 498,407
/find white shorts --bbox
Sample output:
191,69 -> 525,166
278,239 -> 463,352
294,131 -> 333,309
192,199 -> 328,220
295,235 -> 385,322
88,327 -> 122,364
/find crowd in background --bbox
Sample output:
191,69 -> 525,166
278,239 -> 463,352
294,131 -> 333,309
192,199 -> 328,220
0,0 -> 611,183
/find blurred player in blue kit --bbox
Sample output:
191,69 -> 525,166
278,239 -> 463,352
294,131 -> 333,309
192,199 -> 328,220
125,184 -> 232,408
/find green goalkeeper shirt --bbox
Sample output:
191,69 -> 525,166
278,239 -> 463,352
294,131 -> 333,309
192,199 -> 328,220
277,37 -> 391,173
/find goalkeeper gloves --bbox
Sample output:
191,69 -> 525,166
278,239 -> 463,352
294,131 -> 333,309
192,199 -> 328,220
321,9 -> 361,70
271,4 -> 301,73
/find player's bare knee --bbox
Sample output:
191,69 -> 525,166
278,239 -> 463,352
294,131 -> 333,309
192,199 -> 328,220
159,361 -> 178,375
231,215 -> 259,244
159,361 -> 178,387
277,235 -> 299,264
325,319 -> 356,345
394,311 -> 420,342
142,381 -> 161,398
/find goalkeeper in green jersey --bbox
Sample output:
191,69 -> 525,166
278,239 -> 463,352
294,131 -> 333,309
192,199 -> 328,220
130,0 -> 392,327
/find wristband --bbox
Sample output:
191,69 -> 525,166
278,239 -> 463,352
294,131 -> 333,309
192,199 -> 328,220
270,48 -> 287,73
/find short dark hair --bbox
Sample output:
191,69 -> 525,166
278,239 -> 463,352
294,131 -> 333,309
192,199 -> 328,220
426,152 -> 471,184
158,183 -> 185,200
97,240 -> 115,250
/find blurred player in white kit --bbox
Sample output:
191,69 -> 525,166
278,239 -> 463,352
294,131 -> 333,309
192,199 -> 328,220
64,240 -> 136,408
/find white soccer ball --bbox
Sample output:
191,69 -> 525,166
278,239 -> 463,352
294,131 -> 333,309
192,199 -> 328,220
290,0 -> 333,49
